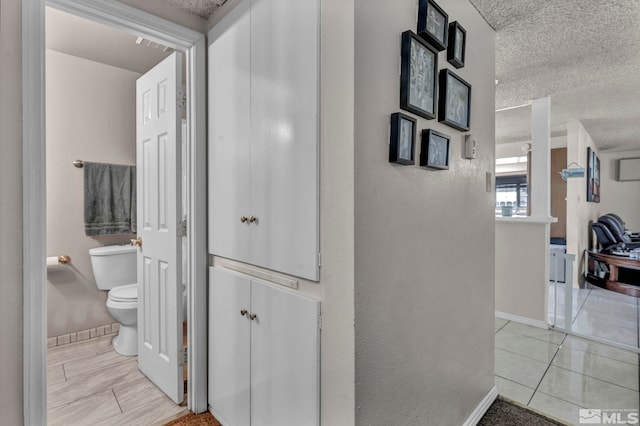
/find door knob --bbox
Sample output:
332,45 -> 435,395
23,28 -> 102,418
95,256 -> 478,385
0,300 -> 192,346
249,313 -> 257,320
240,309 -> 248,317
248,216 -> 257,223
240,216 -> 248,223
130,236 -> 142,247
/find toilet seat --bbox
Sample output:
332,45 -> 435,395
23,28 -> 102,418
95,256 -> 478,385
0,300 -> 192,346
108,283 -> 138,303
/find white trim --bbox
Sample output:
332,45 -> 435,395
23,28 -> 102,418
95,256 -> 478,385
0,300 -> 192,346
495,311 -> 550,329
186,35 -> 209,413
462,386 -> 498,426
495,216 -> 558,224
22,0 -> 47,424
24,0 -> 207,420
46,0 -> 201,50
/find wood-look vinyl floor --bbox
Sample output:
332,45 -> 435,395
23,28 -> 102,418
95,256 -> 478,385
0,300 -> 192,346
47,334 -> 187,426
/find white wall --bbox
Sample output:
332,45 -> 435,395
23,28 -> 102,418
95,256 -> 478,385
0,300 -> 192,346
566,121 -> 602,287
354,0 -> 496,424
495,221 -> 548,323
0,0 -> 24,423
208,0 -> 356,423
600,149 -> 640,231
46,50 -> 139,338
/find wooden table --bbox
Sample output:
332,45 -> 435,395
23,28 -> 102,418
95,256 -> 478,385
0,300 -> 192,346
586,249 -> 640,297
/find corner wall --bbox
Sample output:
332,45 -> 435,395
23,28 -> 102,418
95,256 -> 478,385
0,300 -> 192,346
354,0 -> 496,423
0,0 -> 24,423
599,149 -> 640,231
566,121 -> 601,287
46,50 -> 139,338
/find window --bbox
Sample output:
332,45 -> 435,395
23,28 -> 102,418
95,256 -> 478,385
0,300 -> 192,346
495,175 -> 528,216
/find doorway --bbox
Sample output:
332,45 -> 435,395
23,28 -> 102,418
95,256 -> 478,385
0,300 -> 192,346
45,8 -> 184,423
23,1 -> 207,424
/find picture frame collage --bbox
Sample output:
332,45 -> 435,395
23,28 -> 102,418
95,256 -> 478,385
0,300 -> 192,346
390,0 -> 471,170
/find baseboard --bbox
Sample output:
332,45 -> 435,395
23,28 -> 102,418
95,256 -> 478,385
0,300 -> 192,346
47,323 -> 119,348
463,385 -> 498,426
495,311 -> 549,329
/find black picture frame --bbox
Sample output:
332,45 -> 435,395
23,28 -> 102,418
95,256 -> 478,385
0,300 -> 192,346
587,147 -> 601,202
389,112 -> 417,165
420,129 -> 450,170
417,0 -> 449,51
438,69 -> 471,131
400,31 -> 438,120
447,21 -> 466,69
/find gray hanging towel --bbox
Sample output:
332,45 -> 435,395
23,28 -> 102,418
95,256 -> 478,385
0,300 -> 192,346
84,162 -> 137,236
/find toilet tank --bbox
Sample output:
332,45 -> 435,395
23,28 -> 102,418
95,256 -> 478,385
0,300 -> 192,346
89,245 -> 137,290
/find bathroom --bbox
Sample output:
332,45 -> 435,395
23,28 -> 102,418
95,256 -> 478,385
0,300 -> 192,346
45,7 -> 188,424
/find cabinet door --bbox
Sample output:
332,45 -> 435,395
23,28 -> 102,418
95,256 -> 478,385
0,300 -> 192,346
250,0 -> 320,281
208,268 -> 251,426
208,0 -> 252,262
250,281 -> 320,426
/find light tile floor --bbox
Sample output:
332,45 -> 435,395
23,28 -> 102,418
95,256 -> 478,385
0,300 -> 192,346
47,335 -> 187,426
495,318 -> 640,425
548,282 -> 640,348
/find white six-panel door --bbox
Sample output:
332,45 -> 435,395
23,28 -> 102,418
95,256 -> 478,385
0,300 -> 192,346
136,52 -> 184,404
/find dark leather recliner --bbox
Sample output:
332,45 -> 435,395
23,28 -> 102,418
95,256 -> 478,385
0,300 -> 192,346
601,213 -> 640,239
592,222 -> 619,250
598,215 -> 640,246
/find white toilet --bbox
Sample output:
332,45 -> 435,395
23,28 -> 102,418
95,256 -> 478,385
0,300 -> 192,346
89,245 -> 138,356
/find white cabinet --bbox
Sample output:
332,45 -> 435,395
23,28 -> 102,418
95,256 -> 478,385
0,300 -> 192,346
208,0 -> 320,281
208,267 -> 320,426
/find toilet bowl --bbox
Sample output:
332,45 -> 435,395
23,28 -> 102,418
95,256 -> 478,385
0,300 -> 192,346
89,244 -> 187,357
89,245 -> 138,356
106,283 -> 138,356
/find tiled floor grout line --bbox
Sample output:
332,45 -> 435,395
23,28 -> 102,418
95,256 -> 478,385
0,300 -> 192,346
495,320 -> 510,333
532,388 -> 589,411
525,333 -> 567,406
112,389 -> 124,414
560,340 -> 640,366
550,363 -> 640,393
495,345 -> 559,365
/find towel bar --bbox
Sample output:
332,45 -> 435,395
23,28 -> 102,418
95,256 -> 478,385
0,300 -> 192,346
73,160 -> 83,168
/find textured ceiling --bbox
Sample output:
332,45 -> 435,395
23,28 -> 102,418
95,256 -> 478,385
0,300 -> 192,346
161,0 -> 227,19
471,0 -> 640,151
